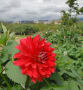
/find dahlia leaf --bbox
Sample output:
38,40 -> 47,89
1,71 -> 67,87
9,32 -> 15,40
0,40 -> 18,63
11,85 -> 23,90
65,81 -> 79,90
40,86 -> 67,90
50,73 -> 64,85
5,40 -> 18,58
0,48 -> 8,63
80,85 -> 83,90
6,61 -> 27,85
3,40 -> 18,59
0,88 -> 6,90
41,81 -> 79,90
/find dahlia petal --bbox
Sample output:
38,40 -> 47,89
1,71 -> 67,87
45,42 -> 51,46
20,38 -> 33,53
25,62 -> 31,67
14,52 -> 22,59
38,64 -> 43,69
49,47 -> 55,51
32,78 -> 36,83
13,59 -> 27,66
27,70 -> 32,77
16,45 -> 28,55
13,34 -> 56,83
52,53 -> 56,57
50,68 -> 55,73
39,69 -> 46,75
46,74 -> 50,78
32,70 -> 38,78
26,36 -> 33,50
38,77 -> 42,82
20,38 -> 26,46
32,64 -> 37,69
13,60 -> 24,66
45,70 -> 51,75
33,35 -> 42,49
33,34 -> 40,43
16,45 -> 21,50
39,39 -> 45,46
21,68 -> 27,74
42,64 -> 48,68
48,57 -> 56,61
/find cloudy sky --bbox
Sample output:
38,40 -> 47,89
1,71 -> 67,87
0,0 -> 83,21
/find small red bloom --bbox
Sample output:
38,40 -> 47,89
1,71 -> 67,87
13,35 -> 56,83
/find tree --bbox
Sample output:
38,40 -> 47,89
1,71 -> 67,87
61,10 -> 71,25
80,7 -> 83,14
61,0 -> 82,25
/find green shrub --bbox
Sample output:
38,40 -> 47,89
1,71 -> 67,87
24,25 -> 39,35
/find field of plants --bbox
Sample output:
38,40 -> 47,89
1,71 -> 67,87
0,22 -> 83,90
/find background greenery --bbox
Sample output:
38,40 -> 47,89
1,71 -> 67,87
0,0 -> 83,89
0,21 -> 83,90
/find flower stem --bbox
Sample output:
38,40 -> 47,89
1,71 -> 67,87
25,76 -> 30,90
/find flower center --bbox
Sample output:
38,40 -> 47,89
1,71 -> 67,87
37,51 -> 48,63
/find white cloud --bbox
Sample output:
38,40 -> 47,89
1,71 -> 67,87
0,0 -> 82,21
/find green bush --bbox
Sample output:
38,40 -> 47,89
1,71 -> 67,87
24,25 -> 39,35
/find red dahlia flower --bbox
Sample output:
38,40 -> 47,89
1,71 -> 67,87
13,35 -> 56,83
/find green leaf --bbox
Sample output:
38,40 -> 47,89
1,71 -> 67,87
0,40 -> 18,64
41,81 -> 79,90
65,71 -> 76,78
4,40 -> 18,58
1,40 -> 18,63
0,48 -> 8,63
50,73 -> 64,85
80,85 -> 83,90
0,33 -> 9,45
6,61 -> 27,85
11,85 -> 23,90
69,81 -> 79,90
1,24 -> 7,33
0,88 -> 6,90
71,68 -> 81,79
64,81 -> 79,90
9,32 -> 15,40
40,86 -> 67,90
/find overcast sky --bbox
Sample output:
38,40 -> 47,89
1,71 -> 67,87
0,0 -> 83,21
